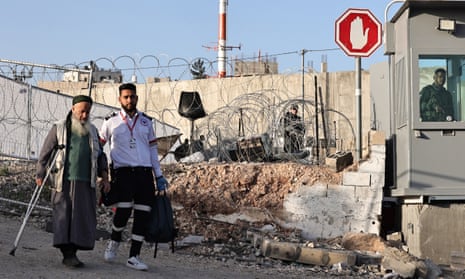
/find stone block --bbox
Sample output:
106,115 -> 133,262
343,172 -> 371,186
355,186 -> 383,204
386,231 -> 403,242
369,130 -> 386,145
325,151 -> 353,172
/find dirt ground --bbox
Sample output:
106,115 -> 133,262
0,160 -> 354,279
0,160 -> 395,278
4,155 -> 465,278
165,162 -> 343,242
1,160 -> 344,246
2,214 -> 339,279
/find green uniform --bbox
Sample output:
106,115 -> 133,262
419,84 -> 454,121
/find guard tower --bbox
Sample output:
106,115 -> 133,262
381,0 -> 465,265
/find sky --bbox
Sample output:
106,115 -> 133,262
0,0 -> 404,76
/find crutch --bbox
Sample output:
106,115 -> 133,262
9,144 -> 64,256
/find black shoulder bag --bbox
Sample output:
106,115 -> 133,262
145,191 -> 178,258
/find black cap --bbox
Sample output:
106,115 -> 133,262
72,95 -> 93,105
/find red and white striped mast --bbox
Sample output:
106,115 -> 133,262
218,0 -> 228,78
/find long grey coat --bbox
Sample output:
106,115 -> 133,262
36,113 -> 108,249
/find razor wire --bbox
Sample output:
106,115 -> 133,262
0,54 -> 357,164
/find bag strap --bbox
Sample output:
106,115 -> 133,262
154,242 -> 159,258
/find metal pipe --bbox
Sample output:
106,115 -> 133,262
318,86 -> 328,155
0,58 -> 91,73
301,49 -> 306,125
384,0 -> 404,140
88,61 -> 94,97
384,0 -> 405,30
218,0 -> 228,78
355,57 -> 362,160
27,84 -> 32,160
314,75 -> 319,164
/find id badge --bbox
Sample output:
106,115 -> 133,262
129,138 -> 136,149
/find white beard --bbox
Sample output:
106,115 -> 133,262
71,116 -> 91,136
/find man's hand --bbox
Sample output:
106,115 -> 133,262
435,105 -> 444,113
100,180 -> 111,194
99,179 -> 113,207
156,176 -> 169,191
35,178 -> 43,187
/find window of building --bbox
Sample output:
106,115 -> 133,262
418,55 -> 465,122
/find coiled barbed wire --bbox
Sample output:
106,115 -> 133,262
0,54 -> 356,164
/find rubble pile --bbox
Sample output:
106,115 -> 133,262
165,162 -> 342,242
0,159 -> 458,278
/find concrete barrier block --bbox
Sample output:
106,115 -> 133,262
343,172 -> 371,186
369,130 -> 386,145
355,186 -> 383,204
325,151 -> 353,172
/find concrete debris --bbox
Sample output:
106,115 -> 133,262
386,231 -> 403,242
325,151 -> 354,172
0,159 -> 455,278
341,232 -> 387,253
451,251 -> 465,271
179,151 -> 205,164
380,246 -> 444,279
178,235 -> 205,245
381,247 -> 418,278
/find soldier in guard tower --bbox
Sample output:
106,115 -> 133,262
419,68 -> 454,122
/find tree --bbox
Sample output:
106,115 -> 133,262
190,59 -> 207,79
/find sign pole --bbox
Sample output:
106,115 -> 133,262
335,8 -> 382,163
355,57 -> 362,161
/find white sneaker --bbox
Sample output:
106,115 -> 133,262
104,240 -> 120,262
126,256 -> 148,271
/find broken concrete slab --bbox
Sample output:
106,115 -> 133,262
325,151 -> 353,172
381,246 -> 418,278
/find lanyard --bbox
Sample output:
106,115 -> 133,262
120,111 -> 139,138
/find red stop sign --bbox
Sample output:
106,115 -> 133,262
335,8 -> 382,57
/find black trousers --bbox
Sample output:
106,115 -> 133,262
110,167 -> 154,256
284,132 -> 303,153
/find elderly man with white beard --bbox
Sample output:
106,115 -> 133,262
35,95 -> 110,268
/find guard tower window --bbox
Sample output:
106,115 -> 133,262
419,56 -> 465,122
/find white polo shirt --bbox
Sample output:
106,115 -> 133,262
99,109 -> 162,177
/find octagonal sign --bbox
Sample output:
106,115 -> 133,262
335,8 -> 382,57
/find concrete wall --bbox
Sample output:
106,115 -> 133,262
402,203 -> 465,265
39,70 -> 372,157
281,132 -> 385,239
